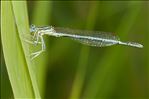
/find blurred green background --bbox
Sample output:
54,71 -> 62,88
1,1 -> 149,99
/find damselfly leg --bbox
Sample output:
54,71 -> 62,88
22,25 -> 46,60
30,37 -> 46,60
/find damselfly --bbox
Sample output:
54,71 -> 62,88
27,24 -> 143,60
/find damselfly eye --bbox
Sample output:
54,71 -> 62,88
30,24 -> 36,33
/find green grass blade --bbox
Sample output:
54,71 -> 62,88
1,1 -> 34,98
11,1 -> 41,98
1,52 -> 14,98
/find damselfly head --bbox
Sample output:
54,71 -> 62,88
30,24 -> 37,33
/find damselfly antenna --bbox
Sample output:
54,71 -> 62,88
28,24 -> 143,60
